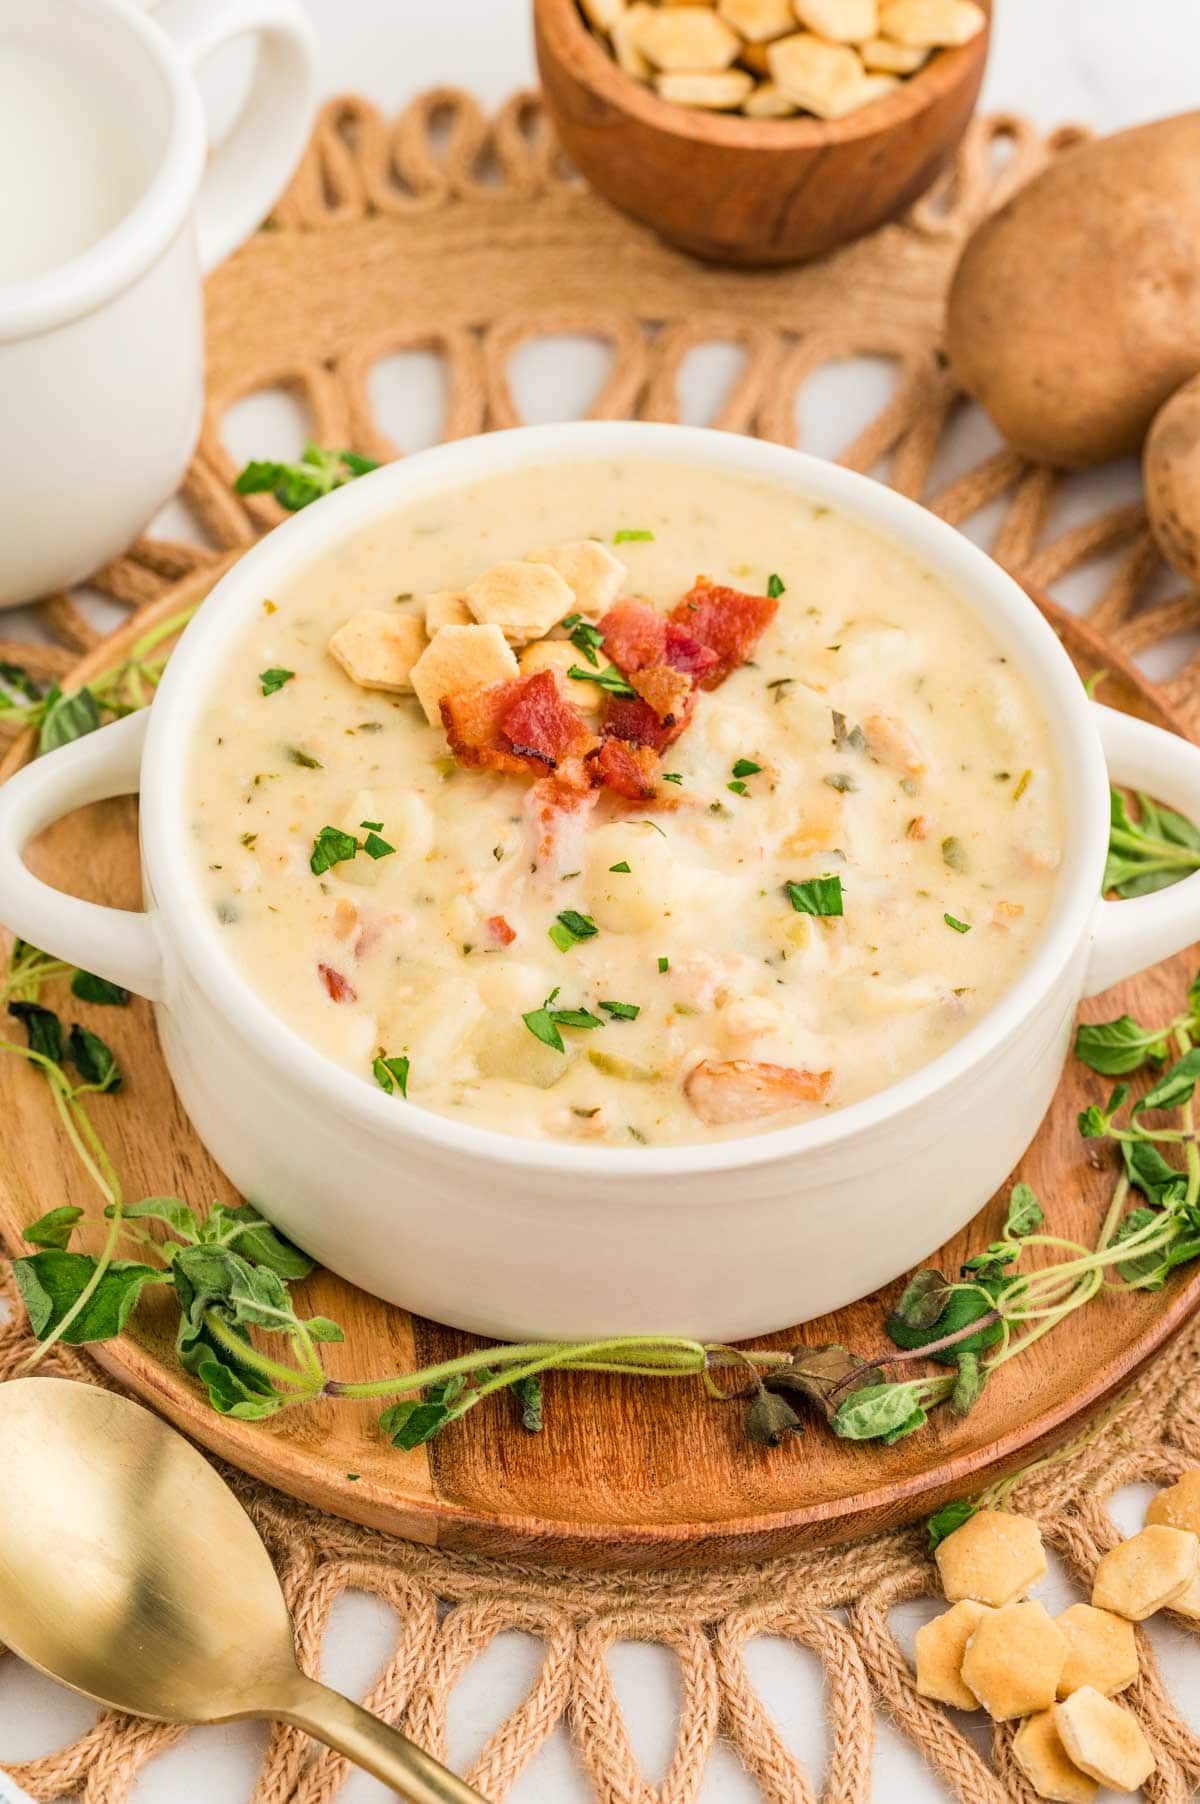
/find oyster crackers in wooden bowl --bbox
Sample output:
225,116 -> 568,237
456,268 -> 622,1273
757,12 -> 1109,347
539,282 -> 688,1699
534,0 -> 991,264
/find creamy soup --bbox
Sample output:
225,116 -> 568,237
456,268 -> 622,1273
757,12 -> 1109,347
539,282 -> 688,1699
189,460 -> 1063,1146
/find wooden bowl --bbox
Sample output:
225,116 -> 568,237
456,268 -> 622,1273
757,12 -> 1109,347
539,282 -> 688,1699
534,0 -> 992,266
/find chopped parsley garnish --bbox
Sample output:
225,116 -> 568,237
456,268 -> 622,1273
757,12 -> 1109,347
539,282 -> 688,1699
373,1053 -> 410,1097
523,999 -> 565,1053
766,573 -> 785,600
731,758 -> 762,779
658,956 -> 669,973
235,444 -> 379,512
362,832 -> 395,860
567,663 -> 636,698
600,999 -> 640,1021
728,780 -> 748,796
785,875 -> 844,917
360,819 -> 383,831
239,832 -> 258,849
944,913 -> 972,933
286,745 -> 322,769
310,825 -> 359,875
662,772 -> 683,785
548,909 -> 599,953
259,667 -> 294,696
609,861 -> 631,873
561,613 -> 605,668
550,1006 -> 604,1030
613,528 -> 654,544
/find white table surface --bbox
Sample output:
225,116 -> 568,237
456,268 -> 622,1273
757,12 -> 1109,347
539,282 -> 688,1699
4,3 -> 1200,1799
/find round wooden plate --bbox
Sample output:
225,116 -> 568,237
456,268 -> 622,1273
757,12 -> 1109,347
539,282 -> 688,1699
2,582 -> 1198,1568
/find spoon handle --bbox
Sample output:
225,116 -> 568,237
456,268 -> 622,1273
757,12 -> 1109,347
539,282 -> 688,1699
276,1673 -> 489,1804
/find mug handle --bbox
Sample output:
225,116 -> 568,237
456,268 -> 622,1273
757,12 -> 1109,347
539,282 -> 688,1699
1085,702 -> 1200,997
153,0 -> 317,274
0,713 -> 163,1001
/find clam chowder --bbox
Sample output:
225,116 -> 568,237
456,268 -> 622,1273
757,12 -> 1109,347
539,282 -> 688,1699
189,459 -> 1062,1146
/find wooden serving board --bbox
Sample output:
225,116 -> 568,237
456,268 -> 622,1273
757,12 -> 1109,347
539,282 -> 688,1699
2,586 -> 1198,1569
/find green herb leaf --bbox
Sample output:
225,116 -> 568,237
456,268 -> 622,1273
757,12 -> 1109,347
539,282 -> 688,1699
234,445 -> 379,512
728,780 -> 748,796
201,1202 -> 314,1279
888,1268 -> 948,1336
362,831 -> 395,860
950,1349 -> 987,1416
832,1381 -> 928,1443
23,1205 -> 84,1250
14,1250 -> 167,1344
944,913 -> 971,934
1112,1206 -> 1167,1288
373,1053 -> 411,1098
67,1024 -> 122,1092
310,824 -> 360,875
70,970 -> 131,1007
562,616 -> 605,667
785,875 -> 843,917
1004,1183 -> 1044,1238
613,528 -> 654,544
549,909 -> 599,953
1121,1138 -> 1187,1209
523,1005 -> 565,1054
1135,1047 -> 1200,1114
259,667 -> 295,696
745,1389 -> 803,1446
286,745 -> 322,769
609,861 -> 631,873
732,758 -> 762,779
38,686 -> 102,755
118,1196 -> 203,1243
1077,1103 -> 1109,1139
511,1373 -> 544,1433
195,1355 -> 289,1419
8,1001 -> 64,1065
662,772 -> 683,785
763,1344 -> 873,1426
566,663 -> 636,698
550,1006 -> 605,1030
380,1397 -> 452,1448
766,573 -> 785,600
0,661 -> 44,705
926,1499 -> 977,1551
599,999 -> 640,1021
1074,1015 -> 1168,1076
658,956 -> 669,973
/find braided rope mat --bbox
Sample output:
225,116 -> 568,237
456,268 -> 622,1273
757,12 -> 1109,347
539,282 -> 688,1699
4,89 -> 1200,1803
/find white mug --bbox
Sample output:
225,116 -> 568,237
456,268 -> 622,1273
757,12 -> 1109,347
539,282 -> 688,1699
0,0 -> 316,609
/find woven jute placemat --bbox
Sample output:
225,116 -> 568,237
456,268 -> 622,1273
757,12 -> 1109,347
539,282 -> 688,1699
4,89 -> 1200,1804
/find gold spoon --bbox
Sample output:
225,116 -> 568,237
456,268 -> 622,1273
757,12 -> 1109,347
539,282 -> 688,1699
0,1377 -> 487,1804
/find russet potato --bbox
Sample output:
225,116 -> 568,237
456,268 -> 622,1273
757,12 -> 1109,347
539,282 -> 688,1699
946,113 -> 1200,468
1144,371 -> 1200,587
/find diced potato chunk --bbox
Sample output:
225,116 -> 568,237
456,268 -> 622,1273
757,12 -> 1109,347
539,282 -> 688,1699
878,0 -> 986,45
518,640 -> 604,713
793,0 -> 878,44
1053,1688 -> 1156,1793
742,80 -> 799,115
335,788 -> 435,886
1146,1468 -> 1200,1536
767,33 -> 864,116
1055,1604 -> 1138,1700
717,0 -> 794,41
630,4 -> 742,70
328,610 -> 426,693
409,624 -> 519,727
525,540 -> 627,621
1011,1712 -> 1098,1804
464,560 -> 575,645
470,1017 -> 577,1088
656,69 -> 754,107
424,590 -> 473,632
960,1601 -> 1068,1721
1091,1524 -> 1199,1620
586,821 -> 693,934
377,964 -> 486,1072
861,33 -> 930,69
913,1600 -> 989,1709
934,1509 -> 1047,1607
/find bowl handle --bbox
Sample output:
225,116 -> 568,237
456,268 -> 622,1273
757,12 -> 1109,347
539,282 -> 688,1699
0,712 -> 163,1001
1085,702 -> 1200,997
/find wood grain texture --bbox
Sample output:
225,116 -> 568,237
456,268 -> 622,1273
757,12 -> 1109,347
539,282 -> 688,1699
1,586 -> 1197,1568
533,0 -> 990,265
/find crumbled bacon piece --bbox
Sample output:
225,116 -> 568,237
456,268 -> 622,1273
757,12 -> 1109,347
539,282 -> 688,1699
318,962 -> 356,1003
602,691 -> 694,753
592,737 -> 660,801
441,670 -> 598,776
487,913 -> 517,946
669,579 -> 778,688
597,599 -> 717,726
